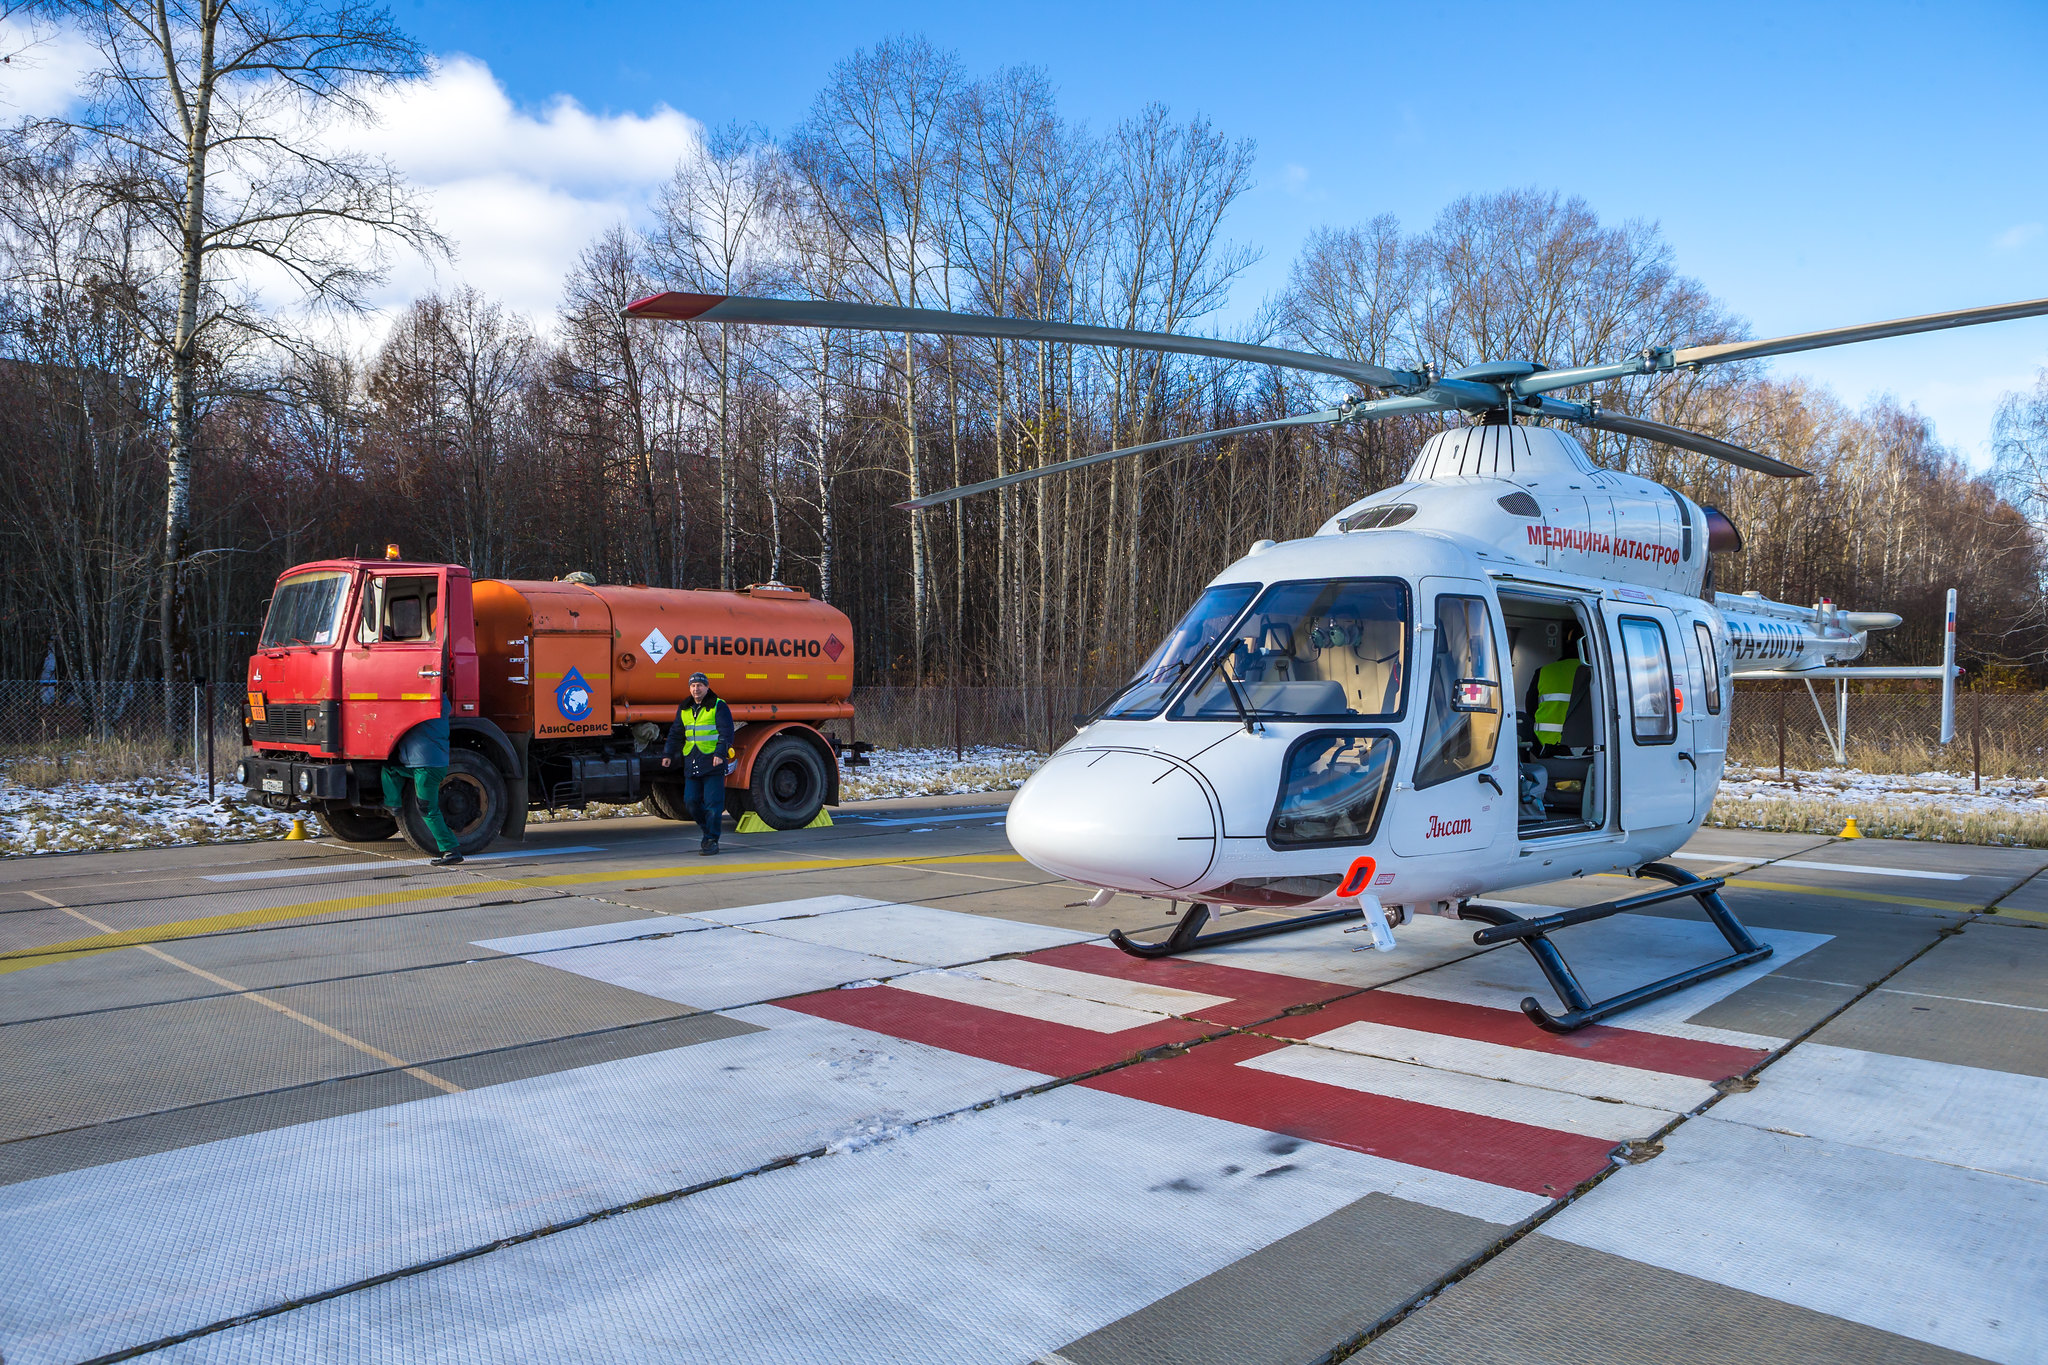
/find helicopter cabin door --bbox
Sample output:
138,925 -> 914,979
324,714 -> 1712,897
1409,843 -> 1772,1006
1388,580 -> 1512,859
1599,600 -> 1696,830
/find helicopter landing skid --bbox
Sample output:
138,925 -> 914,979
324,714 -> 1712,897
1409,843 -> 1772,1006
1459,862 -> 1773,1033
1106,902 -> 1364,959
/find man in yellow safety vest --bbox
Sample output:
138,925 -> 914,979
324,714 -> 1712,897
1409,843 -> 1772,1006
661,671 -> 735,854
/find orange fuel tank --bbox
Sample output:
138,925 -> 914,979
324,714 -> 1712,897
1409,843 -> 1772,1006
470,578 -> 855,737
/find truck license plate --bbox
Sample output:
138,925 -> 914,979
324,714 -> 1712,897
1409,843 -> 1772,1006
262,777 -> 286,794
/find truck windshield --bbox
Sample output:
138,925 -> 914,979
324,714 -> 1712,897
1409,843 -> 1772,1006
1099,582 -> 1258,720
1174,579 -> 1409,720
259,570 -> 352,649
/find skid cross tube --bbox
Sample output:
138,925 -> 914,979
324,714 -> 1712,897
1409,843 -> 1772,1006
1108,902 -> 1363,959
1459,862 -> 1772,1033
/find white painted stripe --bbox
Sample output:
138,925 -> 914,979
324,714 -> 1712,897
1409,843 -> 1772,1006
1384,913 -> 1827,1047
515,927 -> 913,1011
1668,850 -> 1969,881
474,914 -> 707,957
889,970 -> 1172,1032
741,902 -> 1095,965
1301,1019 -> 1711,1114
204,845 -> 606,881
684,894 -> 893,925
1544,1117 -> 2048,1364
1878,987 -> 2048,1015
165,1080 -> 1544,1365
840,808 -> 1008,827
966,959 -> 1233,1016
1713,1043 -> 2048,1184
1242,1043 -> 1672,1141
1182,909 -> 1488,988
0,1016 -> 1047,1365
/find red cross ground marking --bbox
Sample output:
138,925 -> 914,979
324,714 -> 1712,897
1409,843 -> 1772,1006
1273,992 -> 1769,1082
1024,942 -> 1355,1027
1081,1032 -> 1620,1195
786,983 -> 1211,1075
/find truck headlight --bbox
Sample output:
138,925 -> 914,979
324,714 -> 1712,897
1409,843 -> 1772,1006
236,760 -> 249,785
296,768 -> 314,794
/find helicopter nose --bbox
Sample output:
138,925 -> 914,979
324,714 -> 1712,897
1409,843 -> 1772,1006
1008,748 -> 1216,892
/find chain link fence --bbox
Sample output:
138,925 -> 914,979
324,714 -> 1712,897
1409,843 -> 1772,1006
1725,682 -> 2043,779
0,680 -> 245,786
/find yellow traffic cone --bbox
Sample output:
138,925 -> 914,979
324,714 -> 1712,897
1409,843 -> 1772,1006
286,817 -> 308,840
1838,817 -> 1862,839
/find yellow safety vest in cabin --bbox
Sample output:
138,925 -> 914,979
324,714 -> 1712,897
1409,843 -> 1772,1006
1534,659 -> 1582,745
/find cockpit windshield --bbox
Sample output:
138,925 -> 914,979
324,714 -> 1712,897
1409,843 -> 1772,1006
1174,579 -> 1409,721
1099,583 -> 1258,720
258,570 -> 352,649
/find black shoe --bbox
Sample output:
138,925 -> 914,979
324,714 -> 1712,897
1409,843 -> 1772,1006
703,842 -> 720,856
430,852 -> 464,866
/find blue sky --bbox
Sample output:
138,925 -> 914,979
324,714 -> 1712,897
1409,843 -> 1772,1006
13,1 -> 2042,463
392,0 -> 2047,464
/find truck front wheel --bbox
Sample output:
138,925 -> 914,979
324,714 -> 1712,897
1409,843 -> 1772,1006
317,803 -> 398,843
396,749 -> 508,856
748,733 -> 828,830
644,782 -> 687,820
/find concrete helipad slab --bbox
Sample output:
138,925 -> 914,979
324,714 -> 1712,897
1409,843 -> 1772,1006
4,800 -> 2044,1365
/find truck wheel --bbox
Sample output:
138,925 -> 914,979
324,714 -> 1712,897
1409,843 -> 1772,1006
397,749 -> 508,856
317,804 -> 398,843
644,781 -> 688,821
748,733 -> 827,830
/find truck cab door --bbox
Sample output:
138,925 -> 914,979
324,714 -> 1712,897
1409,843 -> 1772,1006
343,569 -> 448,759
1599,601 -> 1695,830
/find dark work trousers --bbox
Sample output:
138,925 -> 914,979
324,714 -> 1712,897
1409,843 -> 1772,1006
683,772 -> 724,845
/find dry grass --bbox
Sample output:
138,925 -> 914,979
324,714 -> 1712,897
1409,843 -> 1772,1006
1707,793 -> 2048,847
2,736 -> 217,789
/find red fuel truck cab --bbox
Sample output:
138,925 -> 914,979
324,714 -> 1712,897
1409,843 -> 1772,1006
237,557 -> 862,854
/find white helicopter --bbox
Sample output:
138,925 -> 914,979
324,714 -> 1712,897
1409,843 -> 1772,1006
627,289 -> 2044,1031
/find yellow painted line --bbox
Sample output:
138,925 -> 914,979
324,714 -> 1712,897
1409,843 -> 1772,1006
707,673 -> 726,679
33,891 -> 463,1092
347,692 -> 379,700
1723,877 -> 1981,912
746,673 -> 768,680
399,693 -> 432,701
788,674 -> 809,680
828,675 -> 847,680
0,854 -> 1029,976
1992,905 -> 2048,924
656,673 -> 679,679
1600,872 -> 1981,913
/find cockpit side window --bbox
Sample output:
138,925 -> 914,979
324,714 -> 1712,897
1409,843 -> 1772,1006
1173,578 -> 1409,721
1098,582 -> 1258,720
1412,594 -> 1503,790
1269,730 -> 1398,846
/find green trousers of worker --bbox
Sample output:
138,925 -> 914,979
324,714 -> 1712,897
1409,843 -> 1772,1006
381,764 -> 458,854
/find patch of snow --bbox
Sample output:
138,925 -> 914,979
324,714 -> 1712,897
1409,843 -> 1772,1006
0,762 -> 299,857
1714,764 -> 2048,818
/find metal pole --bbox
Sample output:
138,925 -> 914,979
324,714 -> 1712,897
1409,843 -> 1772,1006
1777,687 -> 1786,781
190,681 -> 200,771
205,675 -> 216,802
1939,587 -> 1958,745
1835,678 -> 1847,766
1973,687 -> 1983,793
952,619 -> 963,762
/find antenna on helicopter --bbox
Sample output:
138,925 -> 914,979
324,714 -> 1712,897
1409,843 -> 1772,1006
625,290 -> 2048,507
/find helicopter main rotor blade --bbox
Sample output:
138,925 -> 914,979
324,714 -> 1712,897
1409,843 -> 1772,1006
1571,408 -> 1811,478
896,410 -> 1346,511
1675,295 -> 2048,368
625,292 -> 1423,393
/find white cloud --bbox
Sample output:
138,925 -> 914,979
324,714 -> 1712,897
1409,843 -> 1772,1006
1994,222 -> 2042,250
0,17 -> 97,117
3,24 -> 703,343
342,54 -> 703,330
